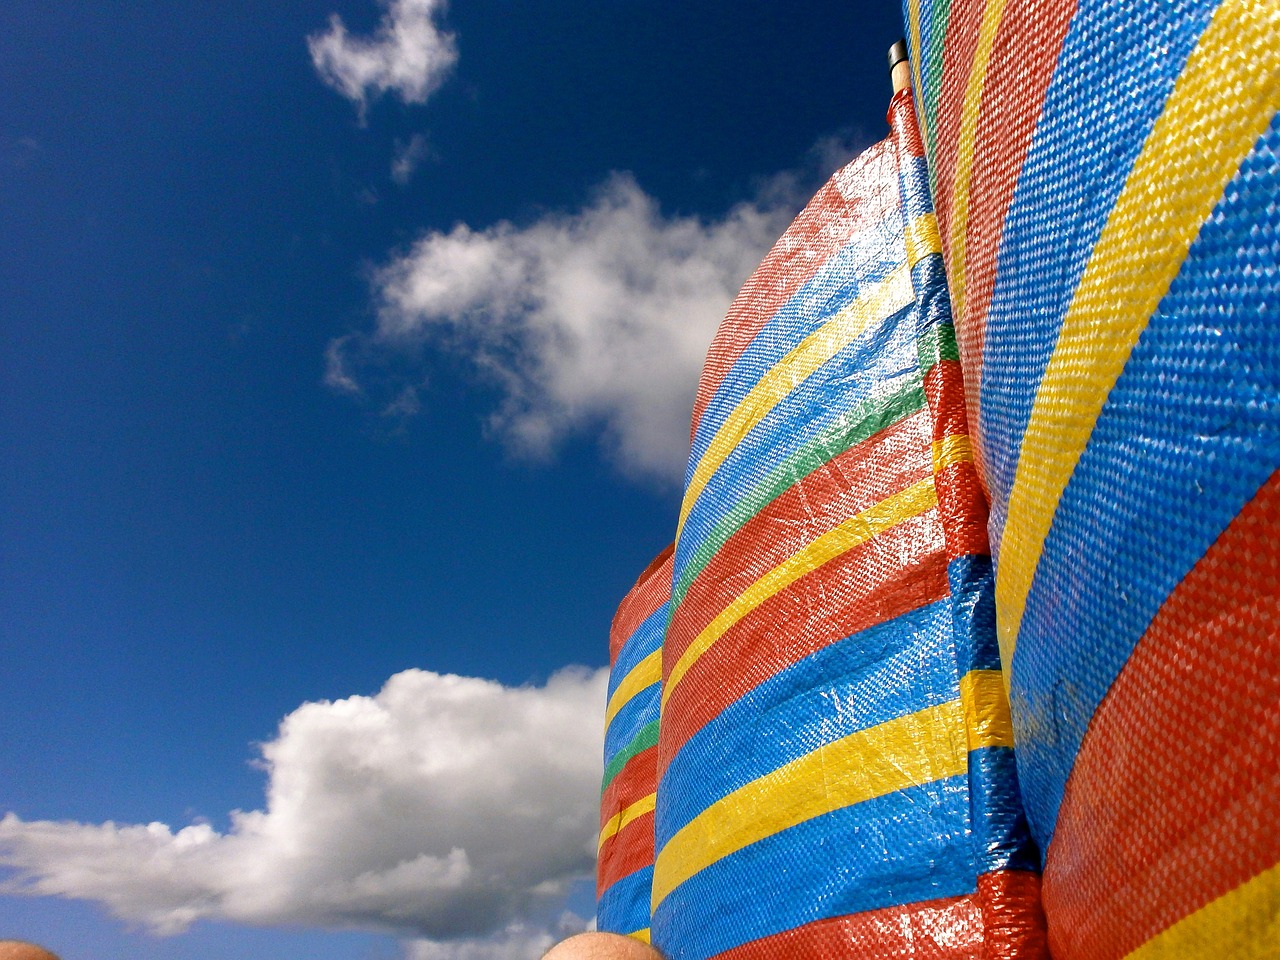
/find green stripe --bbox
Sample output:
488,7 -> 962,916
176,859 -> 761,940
671,381 -> 927,612
923,0 -> 952,195
917,317 -> 959,374
602,719 -> 660,792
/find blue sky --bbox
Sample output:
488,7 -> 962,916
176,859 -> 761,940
1,2 -> 902,957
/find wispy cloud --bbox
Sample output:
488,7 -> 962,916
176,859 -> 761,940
330,173 -> 799,484
309,0 -> 458,115
0,668 -> 607,948
1,135 -> 42,170
393,134 -> 433,185
324,336 -> 362,394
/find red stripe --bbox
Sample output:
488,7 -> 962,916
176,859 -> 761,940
600,745 -> 657,831
659,513 -> 950,770
923,360 -> 968,448
710,870 -> 1045,960
596,810 -> 656,897
666,410 -> 934,666
886,88 -> 992,565
690,141 -> 900,435
1043,471 -> 1280,960
889,88 -> 926,159
935,458 -> 990,560
924,360 -> 991,560
973,870 -> 1049,960
610,545 -> 674,664
953,0 -> 1076,468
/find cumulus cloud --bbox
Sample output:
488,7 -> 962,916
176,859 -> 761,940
0,667 -> 607,947
309,0 -> 458,114
330,173 -> 796,483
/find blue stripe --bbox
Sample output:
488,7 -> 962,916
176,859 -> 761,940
688,218 -> 906,484
596,865 -> 653,937
673,301 -> 922,588
651,778 -> 977,960
977,0 -> 1222,559
948,554 -> 1001,675
898,153 -> 934,223
603,683 -> 660,765
656,598 -> 959,844
607,604 -> 666,701
911,252 -> 953,340
910,7 -> 931,138
1010,118 -> 1280,852
969,746 -> 1040,873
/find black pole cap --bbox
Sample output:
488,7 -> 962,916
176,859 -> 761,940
888,39 -> 909,71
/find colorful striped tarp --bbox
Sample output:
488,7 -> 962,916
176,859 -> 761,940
904,0 -> 1280,956
598,545 -> 673,944
647,88 -> 1044,960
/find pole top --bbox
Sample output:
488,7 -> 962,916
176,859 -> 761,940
888,39 -> 910,93
887,39 -> 909,71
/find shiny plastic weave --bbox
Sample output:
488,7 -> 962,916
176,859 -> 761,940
903,0 -> 1280,955
646,89 -> 1044,960
598,545 -> 674,943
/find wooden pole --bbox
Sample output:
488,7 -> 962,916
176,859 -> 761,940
889,39 -> 911,94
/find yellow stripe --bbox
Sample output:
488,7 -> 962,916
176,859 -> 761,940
662,477 -> 938,708
604,649 -> 661,729
905,212 -> 942,268
995,1 -> 1280,674
677,265 -> 913,540
959,668 -> 1014,750
651,674 -> 1012,908
651,698 -> 969,909
946,0 -> 1011,324
906,0 -> 928,149
1124,862 -> 1280,959
628,928 -> 652,945
597,791 -> 657,851
931,432 -> 974,474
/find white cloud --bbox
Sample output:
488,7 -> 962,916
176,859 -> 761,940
405,913 -> 591,960
309,0 -> 458,114
405,926 -> 553,960
331,173 -> 796,483
0,667 -> 608,947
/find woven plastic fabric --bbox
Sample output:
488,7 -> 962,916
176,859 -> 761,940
903,0 -> 1280,956
598,545 -> 674,944
648,89 -> 1044,960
